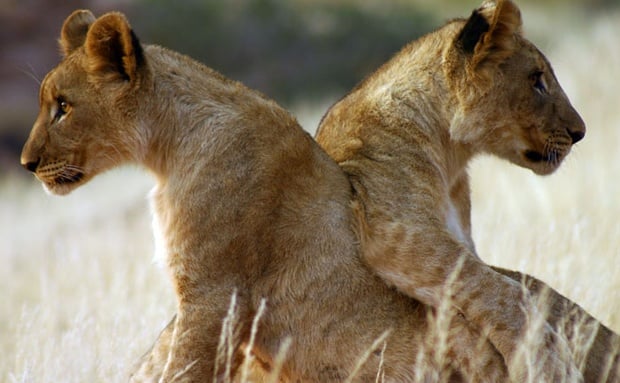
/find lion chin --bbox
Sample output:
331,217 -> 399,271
41,176 -> 84,196
523,148 -> 569,175
34,165 -> 87,196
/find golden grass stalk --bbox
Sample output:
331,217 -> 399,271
239,299 -> 267,383
343,330 -> 391,383
214,291 -> 240,383
264,337 -> 292,383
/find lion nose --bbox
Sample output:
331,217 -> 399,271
568,129 -> 585,144
562,104 -> 586,145
22,158 -> 40,173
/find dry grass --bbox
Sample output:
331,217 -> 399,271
1,169 -> 174,383
2,7 -> 619,383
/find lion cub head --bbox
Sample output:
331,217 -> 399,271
21,10 -> 146,195
447,0 -> 585,175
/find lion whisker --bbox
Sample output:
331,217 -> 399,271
17,63 -> 42,85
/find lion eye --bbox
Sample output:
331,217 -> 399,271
54,97 -> 70,121
530,70 -> 547,94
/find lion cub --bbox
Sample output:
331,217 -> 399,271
22,9 -> 513,383
317,0 -> 620,382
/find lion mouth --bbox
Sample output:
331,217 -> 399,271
524,150 -> 546,162
54,171 -> 84,185
524,149 -> 564,164
36,165 -> 86,195
523,148 -> 567,175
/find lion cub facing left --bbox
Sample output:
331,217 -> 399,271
21,10 -> 511,383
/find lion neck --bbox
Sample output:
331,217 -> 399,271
354,25 -> 476,185
136,45 -> 249,184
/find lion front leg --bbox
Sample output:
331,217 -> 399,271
359,221 -> 582,383
444,313 -> 509,383
494,266 -> 620,383
157,291 -> 248,383
130,315 -> 176,383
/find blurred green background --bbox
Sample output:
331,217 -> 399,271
1,0 -> 618,176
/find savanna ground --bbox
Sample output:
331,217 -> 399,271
1,2 -> 619,382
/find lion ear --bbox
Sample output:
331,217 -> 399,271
456,0 -> 522,68
84,12 -> 144,82
59,9 -> 96,57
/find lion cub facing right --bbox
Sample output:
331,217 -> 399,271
318,0 -> 619,382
